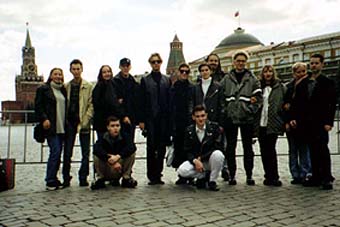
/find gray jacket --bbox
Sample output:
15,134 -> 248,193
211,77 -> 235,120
220,69 -> 262,124
254,80 -> 286,136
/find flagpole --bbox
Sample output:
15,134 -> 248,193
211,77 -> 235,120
238,13 -> 241,27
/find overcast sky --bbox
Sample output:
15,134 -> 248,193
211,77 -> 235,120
1,0 -> 340,105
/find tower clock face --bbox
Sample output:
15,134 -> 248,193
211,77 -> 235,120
28,64 -> 35,72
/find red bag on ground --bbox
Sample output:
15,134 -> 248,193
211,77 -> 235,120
0,159 -> 15,191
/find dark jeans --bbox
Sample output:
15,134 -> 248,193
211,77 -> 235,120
146,141 -> 166,182
46,134 -> 64,184
63,124 -> 90,181
286,131 -> 311,180
146,123 -> 166,182
224,123 -> 254,179
258,127 -> 279,181
309,128 -> 334,184
172,128 -> 186,168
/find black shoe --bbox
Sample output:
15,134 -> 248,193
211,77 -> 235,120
79,180 -> 89,187
272,180 -> 282,187
157,179 -> 165,185
263,179 -> 272,186
196,178 -> 207,189
263,179 -> 282,187
121,178 -> 138,188
221,168 -> 229,181
111,179 -> 121,187
229,178 -> 237,185
62,176 -> 73,188
175,176 -> 187,185
290,178 -> 302,185
246,178 -> 255,186
321,181 -> 333,190
90,179 -> 106,190
208,181 -> 220,191
148,179 -> 164,185
302,176 -> 319,187
187,178 -> 195,186
46,180 -> 62,191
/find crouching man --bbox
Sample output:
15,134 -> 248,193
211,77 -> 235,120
177,105 -> 225,191
91,116 -> 137,189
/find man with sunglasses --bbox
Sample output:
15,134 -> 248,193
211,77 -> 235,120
139,53 -> 171,185
169,63 -> 194,184
220,50 -> 262,186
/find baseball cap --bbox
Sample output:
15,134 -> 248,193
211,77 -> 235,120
120,58 -> 131,66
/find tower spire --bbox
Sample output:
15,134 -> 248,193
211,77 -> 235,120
25,22 -> 32,48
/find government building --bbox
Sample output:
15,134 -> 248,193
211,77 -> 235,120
189,27 -> 340,84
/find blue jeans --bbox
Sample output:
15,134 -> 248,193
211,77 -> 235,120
63,124 -> 90,181
46,134 -> 64,184
287,132 -> 311,179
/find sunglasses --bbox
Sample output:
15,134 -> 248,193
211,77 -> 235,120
151,60 -> 162,64
180,69 -> 190,74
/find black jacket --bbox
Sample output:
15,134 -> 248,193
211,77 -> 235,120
211,69 -> 225,82
113,73 -> 141,125
310,74 -> 337,128
189,80 -> 223,124
170,79 -> 194,133
140,72 -> 171,144
184,121 -> 224,164
285,76 -> 315,141
92,79 -> 124,132
34,83 -> 67,136
93,128 -> 136,162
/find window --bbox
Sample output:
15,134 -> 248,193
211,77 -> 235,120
265,58 -> 272,65
303,53 -> 310,60
293,54 -> 300,62
249,63 -> 255,69
336,49 -> 340,57
324,50 -> 331,58
258,61 -> 263,68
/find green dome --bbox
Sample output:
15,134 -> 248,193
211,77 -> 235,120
215,27 -> 263,49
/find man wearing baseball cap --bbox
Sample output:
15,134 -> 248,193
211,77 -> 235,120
113,58 -> 141,142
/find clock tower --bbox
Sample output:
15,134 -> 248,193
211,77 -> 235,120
15,26 -> 44,111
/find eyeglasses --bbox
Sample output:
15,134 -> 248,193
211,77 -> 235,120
151,60 -> 162,64
180,69 -> 190,74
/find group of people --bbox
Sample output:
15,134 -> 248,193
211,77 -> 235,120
34,50 -> 336,192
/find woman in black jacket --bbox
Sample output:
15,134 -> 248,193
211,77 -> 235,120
35,68 -> 67,190
92,65 -> 124,140
189,63 -> 223,123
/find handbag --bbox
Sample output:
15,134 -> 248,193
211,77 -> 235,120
165,144 -> 175,167
0,159 -> 15,191
33,123 -> 45,143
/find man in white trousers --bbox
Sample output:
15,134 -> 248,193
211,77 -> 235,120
177,105 -> 225,191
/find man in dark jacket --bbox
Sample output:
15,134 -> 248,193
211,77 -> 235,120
91,116 -> 137,189
139,53 -> 171,185
308,53 -> 337,190
169,63 -> 194,184
113,58 -> 140,141
177,105 -> 225,191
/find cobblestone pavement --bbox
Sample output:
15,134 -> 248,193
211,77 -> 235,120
1,154 -> 340,227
